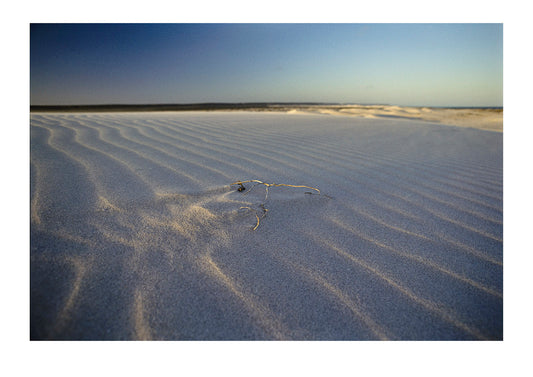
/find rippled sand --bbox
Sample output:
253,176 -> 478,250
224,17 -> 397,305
30,111 -> 502,340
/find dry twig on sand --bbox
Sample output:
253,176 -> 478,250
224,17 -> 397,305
232,179 -> 320,201
231,179 -> 324,230
238,204 -> 268,231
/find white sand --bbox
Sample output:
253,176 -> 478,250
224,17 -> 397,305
279,105 -> 502,132
30,110 -> 502,340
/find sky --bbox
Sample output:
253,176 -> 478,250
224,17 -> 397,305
30,23 -> 503,107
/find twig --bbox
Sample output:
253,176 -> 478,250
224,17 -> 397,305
232,179 -> 323,230
231,179 -> 320,202
239,205 -> 268,231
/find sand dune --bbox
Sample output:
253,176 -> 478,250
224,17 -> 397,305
283,105 -> 503,132
30,111 -> 502,340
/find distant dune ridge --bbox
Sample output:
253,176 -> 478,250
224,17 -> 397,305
30,110 -> 502,340
30,103 -> 503,132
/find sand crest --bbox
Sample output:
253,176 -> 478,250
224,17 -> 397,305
280,105 -> 502,132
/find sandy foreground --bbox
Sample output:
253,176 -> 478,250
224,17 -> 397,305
30,110 -> 502,340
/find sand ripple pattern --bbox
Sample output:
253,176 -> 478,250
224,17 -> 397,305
30,112 -> 502,340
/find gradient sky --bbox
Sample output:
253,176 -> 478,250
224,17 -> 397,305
30,23 -> 503,106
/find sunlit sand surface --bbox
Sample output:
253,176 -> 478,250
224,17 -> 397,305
282,105 -> 502,132
30,111 -> 502,340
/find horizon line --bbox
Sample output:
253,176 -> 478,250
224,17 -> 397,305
30,102 -> 504,113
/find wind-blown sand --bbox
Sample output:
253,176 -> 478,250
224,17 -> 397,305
30,110 -> 502,340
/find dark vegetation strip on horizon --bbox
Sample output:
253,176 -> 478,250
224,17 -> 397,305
30,103 -> 329,113
30,103 -> 503,113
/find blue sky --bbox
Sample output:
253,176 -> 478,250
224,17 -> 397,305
30,23 -> 503,106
